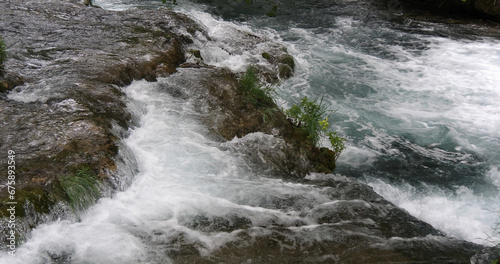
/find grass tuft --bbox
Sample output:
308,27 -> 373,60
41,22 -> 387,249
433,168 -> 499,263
0,37 -> 6,71
239,67 -> 275,108
59,167 -> 100,211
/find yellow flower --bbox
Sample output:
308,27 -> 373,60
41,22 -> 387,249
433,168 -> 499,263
319,118 -> 329,131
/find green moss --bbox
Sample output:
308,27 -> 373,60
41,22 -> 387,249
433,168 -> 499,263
279,54 -> 295,70
132,26 -> 151,34
266,4 -> 278,17
0,81 -> 8,92
132,26 -> 171,40
189,49 -> 203,60
0,38 -> 5,61
122,36 -> 141,44
0,37 -> 6,74
0,186 -> 54,218
278,64 -> 293,79
261,52 -> 271,60
277,54 -> 295,79
151,30 -> 171,40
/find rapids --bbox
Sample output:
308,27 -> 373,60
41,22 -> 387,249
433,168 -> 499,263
1,0 -> 499,262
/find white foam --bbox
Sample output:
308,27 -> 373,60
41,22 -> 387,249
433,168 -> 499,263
337,145 -> 378,167
275,20 -> 500,247
175,8 -> 286,73
94,0 -> 161,11
368,179 -> 500,246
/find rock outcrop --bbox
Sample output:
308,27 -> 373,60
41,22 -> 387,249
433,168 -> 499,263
0,0 -> 195,240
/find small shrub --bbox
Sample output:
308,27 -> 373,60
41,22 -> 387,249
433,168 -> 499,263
285,96 -> 329,146
328,131 -> 346,161
59,167 -> 100,210
285,96 -> 346,159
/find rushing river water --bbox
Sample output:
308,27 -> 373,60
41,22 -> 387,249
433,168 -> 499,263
184,0 -> 500,245
101,0 -> 500,245
1,0 -> 500,262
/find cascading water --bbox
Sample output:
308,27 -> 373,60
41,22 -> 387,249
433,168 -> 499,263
0,75 -> 328,263
172,0 -> 500,245
2,0 -> 500,262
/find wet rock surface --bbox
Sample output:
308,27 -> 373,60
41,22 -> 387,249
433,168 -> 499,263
0,1 -> 498,263
169,176 -> 488,264
158,67 -> 338,177
0,0 -> 194,243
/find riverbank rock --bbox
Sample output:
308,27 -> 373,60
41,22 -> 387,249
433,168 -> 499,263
0,0 -> 198,243
168,67 -> 338,177
0,72 -> 24,93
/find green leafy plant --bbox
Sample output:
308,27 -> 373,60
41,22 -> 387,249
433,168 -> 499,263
285,96 -> 328,146
328,131 -> 346,161
285,96 -> 345,159
59,167 -> 100,210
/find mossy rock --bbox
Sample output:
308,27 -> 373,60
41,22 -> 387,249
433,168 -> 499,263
189,49 -> 203,60
311,147 -> 337,173
278,64 -> 294,79
0,186 -> 56,218
277,54 -> 295,79
0,72 -> 24,93
262,52 -> 271,60
201,68 -> 337,178
278,54 -> 295,70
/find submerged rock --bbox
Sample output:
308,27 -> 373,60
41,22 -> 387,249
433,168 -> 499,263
0,72 -> 24,93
